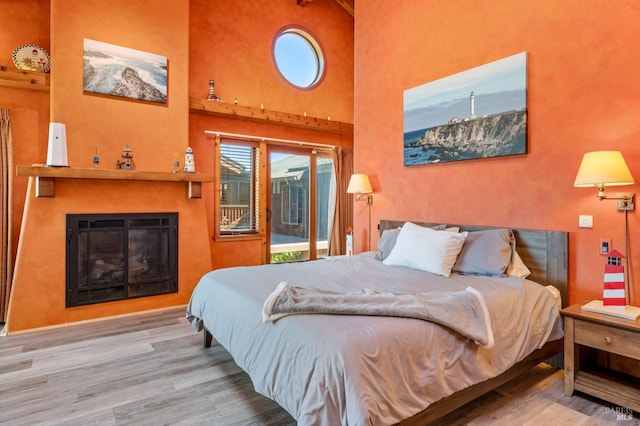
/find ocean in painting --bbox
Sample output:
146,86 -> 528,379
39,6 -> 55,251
83,39 -> 167,103
83,55 -> 167,96
403,127 -> 439,166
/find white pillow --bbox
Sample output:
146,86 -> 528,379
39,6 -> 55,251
507,249 -> 531,278
383,222 -> 468,276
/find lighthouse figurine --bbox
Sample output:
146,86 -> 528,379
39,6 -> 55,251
184,146 -> 196,173
602,249 -> 626,308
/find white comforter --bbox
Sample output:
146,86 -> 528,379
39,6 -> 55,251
186,252 -> 563,425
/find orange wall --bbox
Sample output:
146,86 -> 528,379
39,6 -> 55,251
3,0 -> 354,331
189,0 -> 354,122
0,0 -> 50,280
8,180 -> 211,331
354,1 -> 640,306
188,0 -> 354,268
50,0 -> 190,169
6,0 -> 209,332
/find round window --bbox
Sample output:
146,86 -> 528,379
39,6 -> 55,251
273,28 -> 324,89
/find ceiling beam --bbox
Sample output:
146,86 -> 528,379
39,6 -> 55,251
335,0 -> 354,16
297,0 -> 353,17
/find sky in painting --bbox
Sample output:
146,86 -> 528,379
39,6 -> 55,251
403,52 -> 527,133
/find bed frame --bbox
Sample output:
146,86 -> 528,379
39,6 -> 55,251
379,220 -> 568,425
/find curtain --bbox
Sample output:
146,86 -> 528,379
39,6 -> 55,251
1,109 -> 13,323
328,146 -> 353,256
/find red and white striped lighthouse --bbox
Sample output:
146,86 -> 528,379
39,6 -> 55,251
603,249 -> 626,308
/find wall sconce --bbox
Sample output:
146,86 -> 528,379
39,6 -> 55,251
574,150 -> 635,210
347,173 -> 373,251
347,173 -> 373,205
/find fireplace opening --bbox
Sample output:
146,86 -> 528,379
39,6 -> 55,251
66,213 -> 178,307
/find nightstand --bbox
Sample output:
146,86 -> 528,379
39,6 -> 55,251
561,304 -> 640,412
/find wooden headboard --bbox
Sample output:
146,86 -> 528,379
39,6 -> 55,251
379,220 -> 569,307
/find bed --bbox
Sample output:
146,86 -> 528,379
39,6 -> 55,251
186,220 -> 568,425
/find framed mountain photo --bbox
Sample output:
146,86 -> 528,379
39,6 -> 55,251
83,39 -> 167,104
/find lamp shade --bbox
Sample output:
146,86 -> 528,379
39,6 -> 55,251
347,173 -> 373,194
574,151 -> 634,187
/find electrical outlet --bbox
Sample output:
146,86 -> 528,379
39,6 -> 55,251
616,192 -> 634,211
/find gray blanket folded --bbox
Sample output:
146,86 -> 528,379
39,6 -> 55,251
262,282 -> 494,348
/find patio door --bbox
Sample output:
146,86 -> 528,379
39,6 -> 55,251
268,147 -> 334,263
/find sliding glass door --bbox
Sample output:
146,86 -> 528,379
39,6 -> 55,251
268,148 -> 334,263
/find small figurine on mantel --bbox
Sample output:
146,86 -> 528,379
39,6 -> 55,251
207,79 -> 221,102
116,145 -> 135,170
184,146 -> 196,173
170,153 -> 180,173
602,249 -> 626,308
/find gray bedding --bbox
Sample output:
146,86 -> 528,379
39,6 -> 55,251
262,282 -> 495,348
186,252 -> 563,425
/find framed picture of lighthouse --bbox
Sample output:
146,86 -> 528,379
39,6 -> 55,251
402,52 -> 527,166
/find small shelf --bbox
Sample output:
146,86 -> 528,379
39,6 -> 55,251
16,165 -> 215,199
575,370 -> 640,412
189,97 -> 353,135
0,65 -> 50,92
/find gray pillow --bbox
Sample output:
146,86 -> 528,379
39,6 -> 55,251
375,228 -> 401,260
453,228 -> 514,276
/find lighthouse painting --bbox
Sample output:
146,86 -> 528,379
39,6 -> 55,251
403,52 -> 527,166
603,249 -> 626,308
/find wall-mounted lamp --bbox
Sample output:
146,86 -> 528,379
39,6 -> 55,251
347,173 -> 373,205
574,150 -> 635,210
347,173 -> 373,251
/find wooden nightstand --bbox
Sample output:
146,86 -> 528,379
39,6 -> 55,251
562,304 -> 640,412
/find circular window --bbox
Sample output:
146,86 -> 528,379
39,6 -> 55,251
273,28 -> 324,89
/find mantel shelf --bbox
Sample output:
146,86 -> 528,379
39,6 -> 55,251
16,165 -> 214,198
0,65 -> 50,92
189,97 -> 353,135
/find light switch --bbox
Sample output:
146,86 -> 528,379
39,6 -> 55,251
578,215 -> 593,228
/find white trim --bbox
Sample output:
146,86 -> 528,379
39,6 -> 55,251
204,130 -> 335,149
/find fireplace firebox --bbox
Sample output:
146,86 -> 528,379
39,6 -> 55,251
66,213 -> 178,307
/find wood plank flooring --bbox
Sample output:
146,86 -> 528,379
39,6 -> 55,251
0,307 -> 637,425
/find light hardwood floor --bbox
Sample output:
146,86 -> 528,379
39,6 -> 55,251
0,307 -> 636,425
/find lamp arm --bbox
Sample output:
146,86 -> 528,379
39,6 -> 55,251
596,185 -> 634,202
598,194 -> 634,202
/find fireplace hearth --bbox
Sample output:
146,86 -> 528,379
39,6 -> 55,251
66,213 -> 178,307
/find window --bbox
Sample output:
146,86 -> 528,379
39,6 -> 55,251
281,182 -> 306,225
273,27 -> 324,89
269,149 -> 334,263
218,140 -> 260,235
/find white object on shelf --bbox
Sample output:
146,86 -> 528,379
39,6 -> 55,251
184,146 -> 196,173
46,122 -> 68,167
581,300 -> 640,320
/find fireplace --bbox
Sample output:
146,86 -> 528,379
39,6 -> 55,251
66,213 -> 178,307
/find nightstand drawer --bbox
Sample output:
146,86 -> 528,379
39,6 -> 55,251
575,319 -> 640,360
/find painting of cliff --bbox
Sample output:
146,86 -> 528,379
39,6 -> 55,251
403,52 -> 527,165
83,39 -> 167,104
